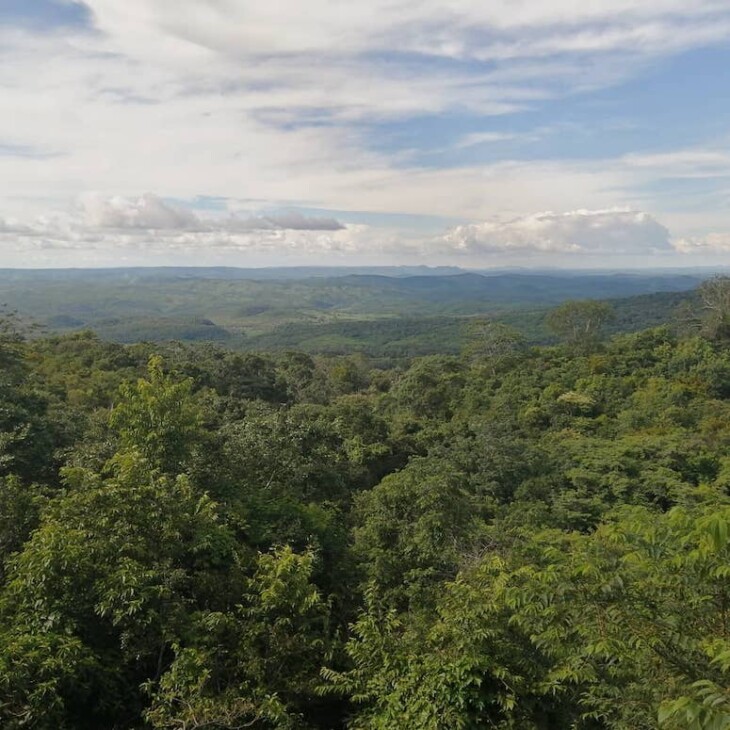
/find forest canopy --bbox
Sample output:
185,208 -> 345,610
1,283 -> 730,728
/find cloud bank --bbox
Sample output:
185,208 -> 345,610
441,209 -> 672,256
79,193 -> 344,232
674,233 -> 730,254
2,2 -> 730,264
0,196 -> 706,268
0,193 -> 368,266
81,193 -> 200,230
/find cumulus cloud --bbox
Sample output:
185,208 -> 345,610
3,2 -> 730,219
0,218 -> 40,236
0,201 -> 698,268
673,233 -> 730,253
78,193 -> 344,232
81,193 -> 201,230
3,2 -> 730,265
0,219 -> 391,267
441,209 -> 672,255
0,193 -> 361,266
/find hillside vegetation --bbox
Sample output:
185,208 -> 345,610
0,269 -> 704,355
0,279 -> 730,728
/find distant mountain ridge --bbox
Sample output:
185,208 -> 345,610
309,272 -> 704,304
0,266 -> 720,283
0,265 -> 466,281
0,267 -> 711,353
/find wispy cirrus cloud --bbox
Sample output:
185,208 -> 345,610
2,1 -> 730,264
79,0 -> 730,61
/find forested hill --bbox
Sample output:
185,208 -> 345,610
240,289 -> 695,356
0,268 -> 707,354
0,265 -> 467,282
322,271 -> 702,303
2,281 -> 730,727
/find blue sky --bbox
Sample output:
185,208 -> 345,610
373,46 -> 730,166
1,0 -> 730,267
0,0 -> 91,29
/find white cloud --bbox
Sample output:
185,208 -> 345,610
79,0 -> 730,61
80,193 -> 200,230
453,132 -> 523,149
440,209 -> 672,255
0,193 -> 361,266
0,218 -> 40,236
5,198 -> 730,269
229,212 -> 344,232
621,150 -> 730,179
1,2 -> 730,265
673,233 -> 730,253
78,193 -> 344,232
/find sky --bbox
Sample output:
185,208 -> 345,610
2,1 -> 730,268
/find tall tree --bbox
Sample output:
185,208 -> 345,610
109,355 -> 204,475
698,275 -> 730,341
462,318 -> 526,374
546,300 -> 614,351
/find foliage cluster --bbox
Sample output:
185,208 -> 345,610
1,288 -> 730,727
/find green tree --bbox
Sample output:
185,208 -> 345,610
546,300 -> 614,352
0,451 -> 241,728
389,356 -> 466,421
352,458 -> 482,610
0,477 -> 46,580
462,318 -> 526,374
698,276 -> 730,341
146,547 -> 332,730
0,318 -> 55,483
0,451 -> 334,728
109,355 -> 204,474
336,497 -> 730,729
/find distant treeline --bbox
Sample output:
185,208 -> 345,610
0,268 -> 703,328
1,280 -> 730,728
0,268 -> 704,357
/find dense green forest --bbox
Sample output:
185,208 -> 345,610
2,278 -> 730,728
0,268 -> 705,355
